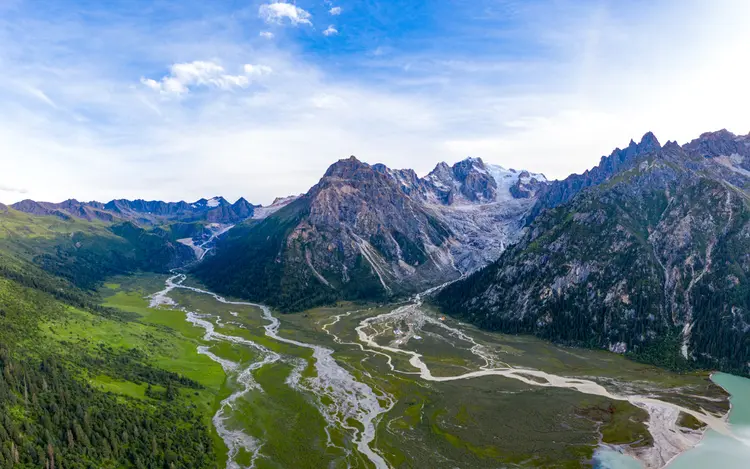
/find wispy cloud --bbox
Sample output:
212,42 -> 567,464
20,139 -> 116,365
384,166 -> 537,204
259,2 -> 312,26
329,6 -> 342,16
0,184 -> 28,194
259,31 -> 274,39
23,86 -> 59,109
140,61 -> 271,95
323,25 -> 338,36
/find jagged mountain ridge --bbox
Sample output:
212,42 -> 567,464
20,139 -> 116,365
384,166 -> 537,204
435,129 -> 750,375
194,155 -> 548,311
10,196 -> 259,225
527,132 -> 662,222
375,157 -> 546,206
407,158 -> 548,272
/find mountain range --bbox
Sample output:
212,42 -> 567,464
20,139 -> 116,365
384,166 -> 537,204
192,156 -> 547,310
436,130 -> 750,375
9,196 -> 258,224
3,128 -> 748,375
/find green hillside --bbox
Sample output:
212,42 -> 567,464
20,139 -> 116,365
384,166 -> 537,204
0,209 -> 225,468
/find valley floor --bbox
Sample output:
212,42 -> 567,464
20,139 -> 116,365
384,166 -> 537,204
77,272 -> 743,469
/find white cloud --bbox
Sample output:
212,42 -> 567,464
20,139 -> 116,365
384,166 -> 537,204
259,2 -> 312,26
0,184 -> 28,194
323,25 -> 338,36
259,31 -> 274,39
244,64 -> 273,76
141,61 -> 271,95
329,7 -> 342,16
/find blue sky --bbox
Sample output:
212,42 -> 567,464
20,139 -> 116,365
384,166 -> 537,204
1,0 -> 749,204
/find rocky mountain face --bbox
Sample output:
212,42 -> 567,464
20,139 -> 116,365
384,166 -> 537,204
10,196 -> 259,225
374,157 -> 546,206
436,130 -> 750,375
377,157 -> 548,272
194,156 -> 547,311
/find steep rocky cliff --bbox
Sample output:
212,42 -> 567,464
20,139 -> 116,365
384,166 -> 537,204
436,130 -> 750,375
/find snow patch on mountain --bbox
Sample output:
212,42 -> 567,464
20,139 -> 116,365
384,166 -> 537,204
374,157 -> 548,273
253,195 -> 300,220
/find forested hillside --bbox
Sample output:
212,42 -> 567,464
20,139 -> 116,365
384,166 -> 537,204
0,209 -> 221,468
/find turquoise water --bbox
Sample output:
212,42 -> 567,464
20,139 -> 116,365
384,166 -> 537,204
595,373 -> 750,469
669,373 -> 750,469
592,449 -> 642,469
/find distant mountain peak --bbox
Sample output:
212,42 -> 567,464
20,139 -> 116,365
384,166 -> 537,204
638,131 -> 661,152
698,128 -> 735,140
663,140 -> 681,151
323,155 -> 373,179
205,196 -> 226,208
685,128 -> 750,161
460,156 -> 484,165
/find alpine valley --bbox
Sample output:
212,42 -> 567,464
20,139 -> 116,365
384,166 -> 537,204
1,129 -> 749,469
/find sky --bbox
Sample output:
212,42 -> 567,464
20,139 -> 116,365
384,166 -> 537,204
1,0 -> 749,205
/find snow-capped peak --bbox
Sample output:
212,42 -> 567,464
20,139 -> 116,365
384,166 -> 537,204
486,164 -> 547,202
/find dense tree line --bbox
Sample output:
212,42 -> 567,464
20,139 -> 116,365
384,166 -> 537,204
0,349 -> 215,469
81,346 -> 203,391
0,261 -> 218,468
